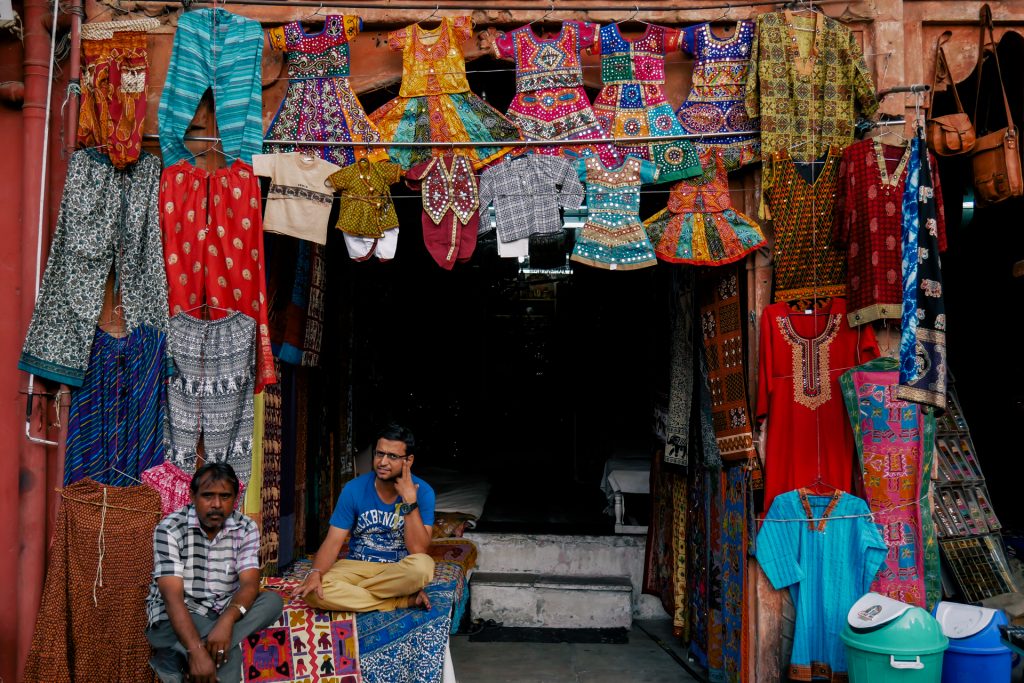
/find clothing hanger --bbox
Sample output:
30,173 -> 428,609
615,5 -> 649,28
804,475 -> 840,495
181,139 -> 236,165
300,2 -> 326,26
420,4 -> 442,29
98,303 -> 127,334
179,302 -> 236,320
92,462 -> 145,486
529,2 -> 555,28
787,296 -> 832,315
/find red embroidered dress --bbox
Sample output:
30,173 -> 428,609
834,139 -> 947,327
757,298 -> 879,511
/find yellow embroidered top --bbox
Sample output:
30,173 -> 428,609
745,11 -> 878,162
329,159 -> 402,237
390,16 -> 474,97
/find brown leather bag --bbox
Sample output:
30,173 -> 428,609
971,4 -> 1023,206
926,32 -> 976,156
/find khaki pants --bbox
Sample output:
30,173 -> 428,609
305,553 -> 435,612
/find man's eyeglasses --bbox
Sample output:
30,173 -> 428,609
373,450 -> 410,462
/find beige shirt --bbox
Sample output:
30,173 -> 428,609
253,152 -> 341,244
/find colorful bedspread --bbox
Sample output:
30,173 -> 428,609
243,539 -> 478,683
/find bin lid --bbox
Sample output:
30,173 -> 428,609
934,602 -> 1010,654
841,593 -> 948,656
846,593 -> 911,629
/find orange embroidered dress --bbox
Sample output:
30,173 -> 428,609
369,16 -> 520,170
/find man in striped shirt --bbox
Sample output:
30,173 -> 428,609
145,462 -> 284,683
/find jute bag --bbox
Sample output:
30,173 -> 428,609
971,4 -> 1023,206
926,31 -> 976,156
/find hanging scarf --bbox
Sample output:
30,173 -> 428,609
898,136 -> 947,409
665,270 -> 695,467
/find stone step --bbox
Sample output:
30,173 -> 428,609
463,532 -> 667,620
471,572 -> 633,629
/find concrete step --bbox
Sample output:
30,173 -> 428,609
471,572 -> 633,629
463,532 -> 667,620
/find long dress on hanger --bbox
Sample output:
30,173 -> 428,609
369,16 -> 520,171
763,147 -> 847,302
840,356 -> 942,609
756,489 -> 888,681
834,139 -> 947,327
756,298 -> 880,512
591,23 -> 701,182
264,15 -> 387,167
644,148 -> 765,265
675,20 -> 760,171
493,21 -> 620,165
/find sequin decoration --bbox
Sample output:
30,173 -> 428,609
571,155 -> 659,270
592,24 -> 701,182
494,22 -> 621,166
265,16 -> 387,168
676,21 -> 760,171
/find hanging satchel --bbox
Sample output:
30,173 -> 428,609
971,4 -> 1023,206
926,32 -> 976,156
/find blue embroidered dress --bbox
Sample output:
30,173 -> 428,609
756,490 -> 887,681
571,155 -> 659,270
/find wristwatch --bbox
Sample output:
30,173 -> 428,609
230,603 -> 247,616
399,501 -> 419,516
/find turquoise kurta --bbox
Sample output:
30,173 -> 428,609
756,490 -> 887,681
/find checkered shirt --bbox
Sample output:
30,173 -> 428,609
479,154 -> 585,242
145,505 -> 260,626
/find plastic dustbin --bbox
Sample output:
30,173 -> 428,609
933,601 -> 1011,683
842,593 -> 948,682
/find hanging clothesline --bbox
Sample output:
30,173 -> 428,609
140,122 -> 905,149
126,0 -> 853,13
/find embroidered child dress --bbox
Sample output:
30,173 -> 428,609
370,16 -> 520,171
493,22 -> 620,165
644,149 -> 765,265
676,21 -> 759,171
592,23 -> 701,182
571,155 -> 659,270
264,15 -> 387,167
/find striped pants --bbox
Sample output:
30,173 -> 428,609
158,8 -> 264,165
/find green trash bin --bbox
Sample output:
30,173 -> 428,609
841,593 -> 948,682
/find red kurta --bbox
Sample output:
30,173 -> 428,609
757,298 -> 879,512
833,140 -> 947,327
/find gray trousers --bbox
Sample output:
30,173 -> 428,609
146,591 -> 284,683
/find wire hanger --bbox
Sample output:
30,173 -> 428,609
300,1 -> 325,24
99,303 -> 128,334
616,4 -> 647,27
92,462 -> 145,486
529,2 -> 555,28
180,302 -> 236,319
421,4 -> 441,27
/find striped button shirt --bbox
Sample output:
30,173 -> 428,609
145,505 -> 260,626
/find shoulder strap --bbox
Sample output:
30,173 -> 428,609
974,3 -> 1016,131
930,32 -> 966,115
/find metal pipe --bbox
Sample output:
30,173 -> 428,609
18,0 -> 60,674
127,0 -> 852,12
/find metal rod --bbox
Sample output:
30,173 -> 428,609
147,130 -> 759,147
126,0 -> 852,12
878,84 -> 930,98
141,123 -> 906,148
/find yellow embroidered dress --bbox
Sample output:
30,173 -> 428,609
369,16 -> 521,170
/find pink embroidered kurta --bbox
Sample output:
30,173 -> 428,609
405,154 -> 479,270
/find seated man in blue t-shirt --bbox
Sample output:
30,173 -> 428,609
293,423 -> 436,611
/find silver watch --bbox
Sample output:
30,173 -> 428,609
231,603 -> 247,616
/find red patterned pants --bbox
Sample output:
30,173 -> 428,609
160,159 -> 276,391
78,31 -> 149,169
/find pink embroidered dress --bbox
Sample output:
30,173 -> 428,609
493,21 -> 620,165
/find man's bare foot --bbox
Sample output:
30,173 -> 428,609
412,589 -> 431,610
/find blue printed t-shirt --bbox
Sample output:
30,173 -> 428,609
329,472 -> 436,563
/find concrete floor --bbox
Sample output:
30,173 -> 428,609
450,619 -> 702,683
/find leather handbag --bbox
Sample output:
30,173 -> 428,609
971,4 -> 1023,206
926,32 -> 976,156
